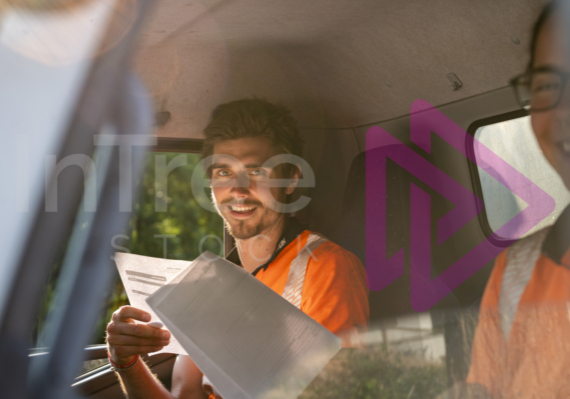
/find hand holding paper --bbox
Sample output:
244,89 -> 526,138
106,305 -> 171,365
114,251 -> 342,399
113,252 -> 196,356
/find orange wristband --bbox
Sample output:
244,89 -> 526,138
108,353 -> 139,371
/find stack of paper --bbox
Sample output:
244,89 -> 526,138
116,252 -> 342,399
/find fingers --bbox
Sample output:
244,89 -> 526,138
110,345 -> 167,359
106,326 -> 169,364
106,306 -> 171,364
106,322 -> 170,363
111,306 -> 151,323
106,333 -> 170,347
108,321 -> 171,340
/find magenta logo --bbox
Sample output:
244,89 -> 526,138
366,100 -> 556,312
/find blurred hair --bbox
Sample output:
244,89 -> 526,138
529,0 -> 568,68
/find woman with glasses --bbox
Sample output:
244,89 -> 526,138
463,1 -> 570,398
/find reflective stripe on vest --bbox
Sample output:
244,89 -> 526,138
499,228 -> 549,339
281,233 -> 328,309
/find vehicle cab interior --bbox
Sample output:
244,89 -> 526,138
0,0 -> 566,398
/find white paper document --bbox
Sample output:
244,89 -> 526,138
114,252 -> 194,355
146,252 -> 342,399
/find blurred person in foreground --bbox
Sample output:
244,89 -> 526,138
439,2 -> 570,398
105,98 -> 369,398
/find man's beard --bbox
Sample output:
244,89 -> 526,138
214,196 -> 285,240
224,217 -> 264,240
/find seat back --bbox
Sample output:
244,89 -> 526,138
334,148 -> 415,321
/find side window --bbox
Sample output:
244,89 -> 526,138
474,114 -> 570,240
34,149 -> 223,374
91,151 -> 224,344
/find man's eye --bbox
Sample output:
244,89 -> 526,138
250,169 -> 266,176
216,170 -> 231,177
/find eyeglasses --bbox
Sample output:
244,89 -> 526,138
510,66 -> 570,112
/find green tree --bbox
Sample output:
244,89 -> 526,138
35,152 -> 224,347
92,152 -> 224,344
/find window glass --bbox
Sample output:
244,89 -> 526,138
474,115 -> 570,239
34,150 -> 223,374
300,310 -> 467,398
89,151 -> 224,345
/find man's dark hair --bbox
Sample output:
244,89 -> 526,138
202,98 -> 304,162
529,0 -> 568,69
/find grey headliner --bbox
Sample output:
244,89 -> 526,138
135,0 -> 545,138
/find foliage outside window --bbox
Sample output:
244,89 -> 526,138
35,151 -> 224,350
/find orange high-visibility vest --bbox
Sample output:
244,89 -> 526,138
253,230 -> 369,341
467,227 -> 570,398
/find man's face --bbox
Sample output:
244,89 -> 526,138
210,137 -> 296,239
531,14 -> 570,190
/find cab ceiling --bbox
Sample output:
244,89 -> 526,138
133,0 -> 545,138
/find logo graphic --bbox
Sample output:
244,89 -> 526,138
366,100 -> 556,312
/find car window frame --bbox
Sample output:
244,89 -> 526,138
466,108 -> 530,247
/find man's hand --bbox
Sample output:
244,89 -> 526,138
106,306 -> 171,365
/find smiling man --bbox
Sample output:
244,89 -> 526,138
207,135 -> 298,272
106,98 -> 369,399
